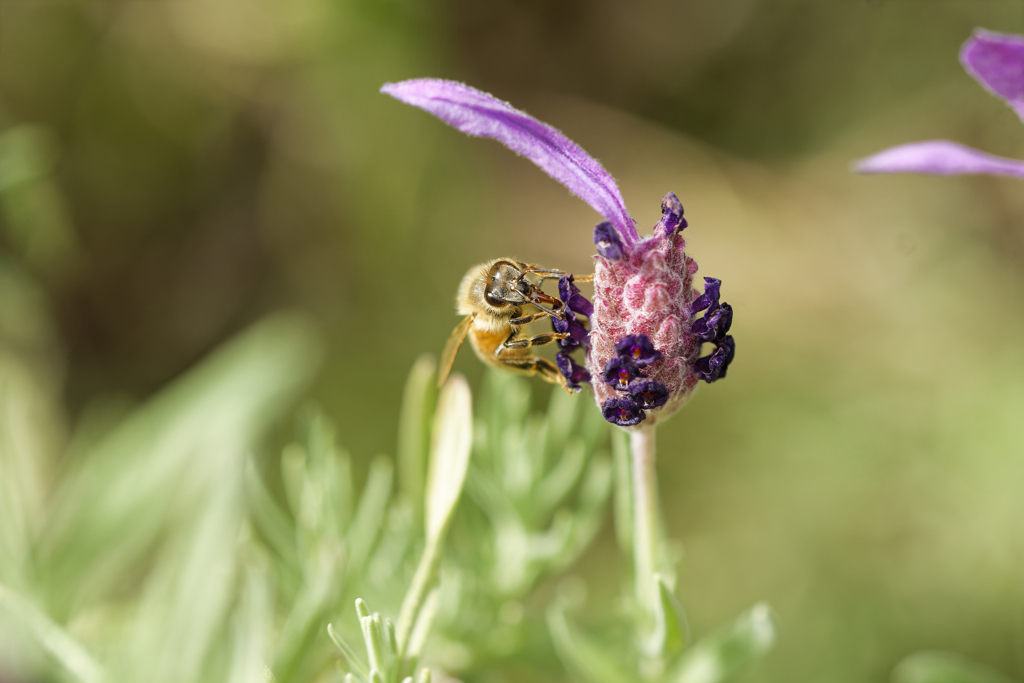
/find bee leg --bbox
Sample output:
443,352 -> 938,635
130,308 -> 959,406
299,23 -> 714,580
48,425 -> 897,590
499,357 -> 578,394
509,312 -> 550,326
513,263 -> 566,284
536,272 -> 594,285
500,332 -> 569,352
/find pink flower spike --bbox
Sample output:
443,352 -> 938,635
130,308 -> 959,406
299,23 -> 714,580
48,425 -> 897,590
855,140 -> 1024,178
961,29 -> 1024,123
381,79 -> 637,244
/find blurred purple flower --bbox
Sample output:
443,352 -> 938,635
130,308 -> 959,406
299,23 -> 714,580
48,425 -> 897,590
382,78 -> 734,427
856,29 -> 1024,179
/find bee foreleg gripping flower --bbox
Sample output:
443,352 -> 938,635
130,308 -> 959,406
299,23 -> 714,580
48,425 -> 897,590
381,79 -> 734,426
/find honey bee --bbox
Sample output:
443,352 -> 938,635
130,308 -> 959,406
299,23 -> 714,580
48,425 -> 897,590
438,259 -> 589,393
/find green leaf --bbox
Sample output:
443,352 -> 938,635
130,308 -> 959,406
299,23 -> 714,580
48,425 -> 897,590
126,467 -> 246,683
650,575 -> 688,659
666,603 -> 776,683
398,355 -> 437,512
535,437 -> 588,513
226,561 -> 273,683
328,622 -> 370,680
347,457 -> 394,580
424,375 -> 473,544
893,651 -> 1018,683
405,587 -> 440,661
546,602 -> 638,683
541,380 -> 580,471
38,314 -> 322,611
280,443 -> 306,521
244,458 -> 301,582
0,581 -> 106,683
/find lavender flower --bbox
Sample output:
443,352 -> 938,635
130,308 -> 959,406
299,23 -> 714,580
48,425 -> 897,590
382,79 -> 735,426
556,351 -> 591,392
614,334 -> 663,366
601,355 -> 642,391
553,274 -> 593,352
601,397 -> 647,427
856,29 -> 1024,179
627,378 -> 669,409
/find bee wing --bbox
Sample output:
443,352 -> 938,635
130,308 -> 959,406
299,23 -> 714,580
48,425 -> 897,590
438,314 -> 474,387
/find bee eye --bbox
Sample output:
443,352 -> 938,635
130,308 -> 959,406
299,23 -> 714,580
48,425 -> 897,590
485,289 -> 508,308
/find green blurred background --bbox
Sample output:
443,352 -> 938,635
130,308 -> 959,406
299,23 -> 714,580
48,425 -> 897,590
2,1 -> 1024,681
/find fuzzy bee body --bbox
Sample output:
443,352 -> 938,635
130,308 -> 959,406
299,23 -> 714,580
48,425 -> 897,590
439,258 -> 577,392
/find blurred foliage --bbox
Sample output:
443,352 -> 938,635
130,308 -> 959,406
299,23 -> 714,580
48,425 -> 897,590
3,1 -> 1024,683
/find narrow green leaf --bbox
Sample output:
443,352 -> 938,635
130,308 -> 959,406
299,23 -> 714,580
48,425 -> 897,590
397,355 -> 437,512
227,562 -> 273,683
405,587 -> 440,661
535,437 -> 588,513
347,458 -> 394,579
552,455 -> 613,571
424,374 -> 473,544
243,458 -> 300,579
893,651 -> 1017,683
666,603 -> 776,683
38,313 -> 322,609
546,603 -> 638,683
542,380 -> 580,470
272,542 -> 342,679
0,581 -> 106,683
328,623 -> 370,680
650,574 -> 688,659
280,443 -> 306,520
361,611 -> 387,677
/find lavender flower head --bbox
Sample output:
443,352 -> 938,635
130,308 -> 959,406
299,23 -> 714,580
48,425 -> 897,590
856,29 -> 1024,179
382,79 -> 734,427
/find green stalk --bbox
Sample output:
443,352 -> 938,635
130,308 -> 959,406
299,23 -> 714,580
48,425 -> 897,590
630,425 -> 659,625
394,538 -> 442,656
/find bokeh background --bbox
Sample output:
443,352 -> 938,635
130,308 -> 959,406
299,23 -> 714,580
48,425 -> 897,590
3,1 -> 1024,682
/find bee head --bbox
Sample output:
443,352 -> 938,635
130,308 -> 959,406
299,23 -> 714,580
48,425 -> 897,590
484,261 -> 530,310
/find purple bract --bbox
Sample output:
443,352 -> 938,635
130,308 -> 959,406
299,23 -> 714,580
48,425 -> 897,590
382,78 -> 736,427
856,29 -> 1024,179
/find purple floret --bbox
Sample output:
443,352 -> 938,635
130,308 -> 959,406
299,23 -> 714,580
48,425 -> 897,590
559,275 -> 594,317
654,192 -> 687,237
614,334 -> 663,366
690,277 -> 721,314
594,222 -> 625,261
601,397 -> 647,426
556,351 -> 590,392
628,379 -> 669,409
691,302 -> 733,343
601,355 -> 641,391
553,314 -> 590,351
694,335 -> 735,383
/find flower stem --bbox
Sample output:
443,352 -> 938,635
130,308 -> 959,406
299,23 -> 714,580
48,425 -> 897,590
395,537 -> 441,657
630,424 -> 659,623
